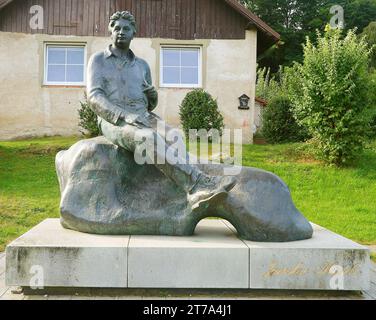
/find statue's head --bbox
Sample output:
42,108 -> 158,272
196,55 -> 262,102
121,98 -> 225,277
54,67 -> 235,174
108,11 -> 137,49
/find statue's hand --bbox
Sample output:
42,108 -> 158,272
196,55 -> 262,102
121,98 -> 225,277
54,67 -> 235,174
119,113 -> 139,126
143,85 -> 158,101
118,113 -> 152,128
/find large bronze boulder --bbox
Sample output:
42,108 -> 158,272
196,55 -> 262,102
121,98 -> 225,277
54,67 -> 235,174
56,137 -> 313,242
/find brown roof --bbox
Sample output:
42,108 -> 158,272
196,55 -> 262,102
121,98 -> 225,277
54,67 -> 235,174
0,0 -> 279,44
255,97 -> 268,106
224,0 -> 280,42
0,0 -> 12,9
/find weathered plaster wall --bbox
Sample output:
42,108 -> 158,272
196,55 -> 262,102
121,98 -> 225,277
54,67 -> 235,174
0,29 -> 257,143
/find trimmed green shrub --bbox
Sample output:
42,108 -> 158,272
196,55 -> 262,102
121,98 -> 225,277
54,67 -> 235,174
179,89 -> 224,138
78,93 -> 101,137
289,28 -> 373,166
261,97 -> 309,144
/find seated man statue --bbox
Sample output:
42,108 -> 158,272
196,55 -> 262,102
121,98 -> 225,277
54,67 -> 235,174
87,11 -> 236,209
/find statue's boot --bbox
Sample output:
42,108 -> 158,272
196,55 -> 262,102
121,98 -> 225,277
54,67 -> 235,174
188,175 -> 237,209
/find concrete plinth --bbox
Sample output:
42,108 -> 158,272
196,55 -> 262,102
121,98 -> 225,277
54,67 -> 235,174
6,219 -> 370,291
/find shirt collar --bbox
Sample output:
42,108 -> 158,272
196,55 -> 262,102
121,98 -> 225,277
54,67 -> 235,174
104,45 -> 136,65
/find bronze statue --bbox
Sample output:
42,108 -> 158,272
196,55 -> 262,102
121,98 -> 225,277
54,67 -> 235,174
56,11 -> 313,242
87,11 -> 236,209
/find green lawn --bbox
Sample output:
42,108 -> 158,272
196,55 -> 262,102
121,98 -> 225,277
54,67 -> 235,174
241,142 -> 376,246
0,136 -> 81,251
0,136 -> 375,254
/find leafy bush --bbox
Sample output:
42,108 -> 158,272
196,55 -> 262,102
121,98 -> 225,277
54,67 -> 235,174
289,28 -> 373,165
78,93 -> 101,137
256,67 -> 281,101
256,65 -> 304,104
261,96 -> 309,144
368,71 -> 376,138
179,89 -> 224,138
256,65 -> 310,143
360,21 -> 376,71
369,115 -> 376,138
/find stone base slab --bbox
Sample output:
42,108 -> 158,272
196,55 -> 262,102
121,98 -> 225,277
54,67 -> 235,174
6,219 -> 370,291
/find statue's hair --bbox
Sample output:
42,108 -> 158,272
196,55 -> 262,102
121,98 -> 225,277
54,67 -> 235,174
108,11 -> 137,33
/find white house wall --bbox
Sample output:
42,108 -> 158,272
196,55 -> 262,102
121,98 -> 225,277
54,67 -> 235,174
0,29 -> 257,143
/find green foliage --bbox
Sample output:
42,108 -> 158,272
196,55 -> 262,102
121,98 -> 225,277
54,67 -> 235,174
261,96 -> 309,144
256,67 -> 281,101
337,0 -> 376,32
289,28 -> 373,165
179,89 -> 224,138
256,65 -> 301,100
370,115 -> 376,138
240,0 -> 331,69
240,0 -> 376,70
78,93 -> 101,137
256,65 -> 310,143
368,71 -> 376,138
360,21 -> 376,70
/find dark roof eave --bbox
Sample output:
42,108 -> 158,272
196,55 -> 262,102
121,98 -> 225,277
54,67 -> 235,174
224,0 -> 280,43
255,97 -> 268,106
0,0 -> 12,10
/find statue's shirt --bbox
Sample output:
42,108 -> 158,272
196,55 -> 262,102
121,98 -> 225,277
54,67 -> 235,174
87,45 -> 156,126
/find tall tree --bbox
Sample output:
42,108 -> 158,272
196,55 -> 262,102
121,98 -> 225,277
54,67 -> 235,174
240,0 -> 376,70
337,0 -> 376,31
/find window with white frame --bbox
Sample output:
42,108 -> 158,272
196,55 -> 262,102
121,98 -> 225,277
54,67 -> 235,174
160,47 -> 201,88
45,45 -> 86,85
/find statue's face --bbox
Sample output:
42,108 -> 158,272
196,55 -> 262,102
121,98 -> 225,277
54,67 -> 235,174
110,19 -> 135,49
